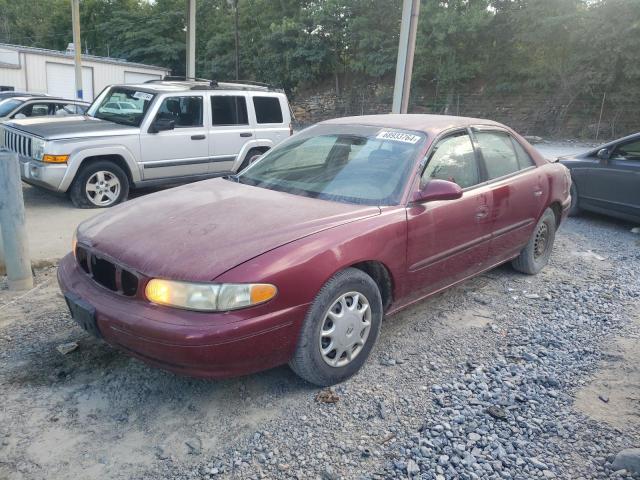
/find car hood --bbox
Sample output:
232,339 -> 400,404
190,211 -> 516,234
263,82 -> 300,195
77,178 -> 381,282
4,116 -> 138,140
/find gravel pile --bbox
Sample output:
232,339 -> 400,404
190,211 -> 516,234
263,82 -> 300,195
180,216 -> 640,480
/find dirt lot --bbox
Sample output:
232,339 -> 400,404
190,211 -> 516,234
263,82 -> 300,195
1,208 -> 639,479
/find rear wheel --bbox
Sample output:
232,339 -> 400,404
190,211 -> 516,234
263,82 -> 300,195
238,147 -> 267,171
289,268 -> 383,386
511,208 -> 556,275
69,160 -> 129,208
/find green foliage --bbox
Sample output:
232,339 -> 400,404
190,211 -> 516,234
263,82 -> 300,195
0,0 -> 637,103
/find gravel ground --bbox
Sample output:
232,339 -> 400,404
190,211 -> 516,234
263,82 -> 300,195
1,213 -> 639,480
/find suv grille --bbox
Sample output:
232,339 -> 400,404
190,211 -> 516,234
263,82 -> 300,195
3,129 -> 32,158
76,246 -> 139,296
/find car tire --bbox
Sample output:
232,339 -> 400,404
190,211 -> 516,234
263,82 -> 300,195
511,208 -> 557,275
568,182 -> 581,216
69,160 -> 130,209
289,268 -> 383,387
238,148 -> 267,171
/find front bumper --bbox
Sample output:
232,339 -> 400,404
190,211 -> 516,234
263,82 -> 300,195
57,254 -> 308,378
19,155 -> 67,192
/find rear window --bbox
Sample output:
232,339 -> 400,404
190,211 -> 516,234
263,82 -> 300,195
253,96 -> 283,124
211,95 -> 248,125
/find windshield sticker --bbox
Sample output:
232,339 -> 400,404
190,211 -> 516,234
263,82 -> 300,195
132,91 -> 153,101
376,130 -> 421,144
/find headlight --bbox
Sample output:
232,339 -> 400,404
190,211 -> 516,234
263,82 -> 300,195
32,138 -> 45,160
145,279 -> 277,312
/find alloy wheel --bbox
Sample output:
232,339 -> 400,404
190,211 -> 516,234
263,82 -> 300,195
85,170 -> 121,207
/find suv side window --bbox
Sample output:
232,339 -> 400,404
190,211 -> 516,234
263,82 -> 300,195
422,132 -> 480,188
475,131 -> 521,180
211,95 -> 248,125
156,96 -> 203,128
253,96 -> 283,124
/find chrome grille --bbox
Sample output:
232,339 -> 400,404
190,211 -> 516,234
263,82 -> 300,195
3,129 -> 32,158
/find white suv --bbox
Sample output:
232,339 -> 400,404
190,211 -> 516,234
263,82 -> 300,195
0,78 -> 292,207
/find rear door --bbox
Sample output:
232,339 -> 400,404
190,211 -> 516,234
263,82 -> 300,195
404,130 -> 492,302
140,94 -> 209,180
580,138 -> 640,218
208,93 -> 253,173
472,128 -> 543,264
251,94 -> 290,147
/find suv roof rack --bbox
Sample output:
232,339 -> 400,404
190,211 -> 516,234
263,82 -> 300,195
143,76 -> 283,92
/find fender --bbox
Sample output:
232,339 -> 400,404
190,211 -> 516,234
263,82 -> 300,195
59,144 -> 140,192
231,139 -> 275,171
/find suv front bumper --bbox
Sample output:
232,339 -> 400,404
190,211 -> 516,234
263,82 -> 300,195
19,155 -> 68,192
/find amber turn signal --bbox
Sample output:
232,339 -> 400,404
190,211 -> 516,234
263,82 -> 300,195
42,154 -> 69,164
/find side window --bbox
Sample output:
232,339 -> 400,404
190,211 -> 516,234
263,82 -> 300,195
511,138 -> 535,168
16,103 -> 51,117
156,96 -> 203,128
53,103 -> 77,116
613,139 -> 640,160
422,133 -> 480,188
475,131 -> 520,180
253,96 -> 283,124
211,95 -> 248,125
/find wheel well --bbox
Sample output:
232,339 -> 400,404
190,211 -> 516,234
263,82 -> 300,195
80,155 -> 133,186
549,202 -> 562,227
351,261 -> 394,311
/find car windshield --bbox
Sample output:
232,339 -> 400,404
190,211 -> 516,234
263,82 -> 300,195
235,124 -> 426,205
87,87 -> 155,127
0,99 -> 22,117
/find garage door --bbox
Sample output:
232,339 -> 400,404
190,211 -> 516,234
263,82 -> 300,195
124,71 -> 161,84
46,63 -> 94,100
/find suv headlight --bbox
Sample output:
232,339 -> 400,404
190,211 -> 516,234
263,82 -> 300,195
145,279 -> 277,312
32,138 -> 45,160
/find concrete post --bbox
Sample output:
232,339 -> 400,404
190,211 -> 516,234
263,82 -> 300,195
0,150 -> 33,290
186,0 -> 196,78
71,0 -> 83,99
392,0 -> 421,114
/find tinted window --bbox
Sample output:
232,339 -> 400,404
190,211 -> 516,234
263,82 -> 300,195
211,95 -> 248,125
476,131 -> 520,180
422,133 -> 479,188
156,96 -> 203,127
253,96 -> 283,124
613,139 -> 640,160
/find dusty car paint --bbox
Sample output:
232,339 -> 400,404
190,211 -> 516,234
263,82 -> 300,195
58,114 -> 571,379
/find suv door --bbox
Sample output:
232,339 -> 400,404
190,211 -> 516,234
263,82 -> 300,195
140,95 -> 209,180
405,130 -> 492,303
208,94 -> 252,173
472,129 -> 543,264
580,138 -> 640,219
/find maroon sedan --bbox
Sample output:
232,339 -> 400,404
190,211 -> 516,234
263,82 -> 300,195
58,115 -> 571,386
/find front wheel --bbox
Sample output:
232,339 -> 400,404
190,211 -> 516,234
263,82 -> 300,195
289,268 -> 383,386
69,160 -> 129,208
511,208 -> 556,275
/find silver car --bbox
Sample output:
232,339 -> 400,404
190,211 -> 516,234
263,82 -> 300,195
0,79 -> 292,208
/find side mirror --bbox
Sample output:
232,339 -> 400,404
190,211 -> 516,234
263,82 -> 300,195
148,118 -> 175,134
597,148 -> 610,161
412,179 -> 463,203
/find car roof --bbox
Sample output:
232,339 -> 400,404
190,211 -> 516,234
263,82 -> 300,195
19,96 -> 90,104
321,114 -> 506,136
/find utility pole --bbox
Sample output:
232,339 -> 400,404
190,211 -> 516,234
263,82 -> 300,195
392,0 -> 420,114
186,0 -> 196,78
0,151 -> 33,291
234,0 -> 239,80
71,0 -> 83,99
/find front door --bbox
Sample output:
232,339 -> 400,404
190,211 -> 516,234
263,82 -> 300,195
208,94 -> 253,173
405,131 -> 492,303
140,95 -> 209,180
581,138 -> 640,219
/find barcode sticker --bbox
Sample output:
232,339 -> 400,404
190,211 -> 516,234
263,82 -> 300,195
376,130 -> 421,144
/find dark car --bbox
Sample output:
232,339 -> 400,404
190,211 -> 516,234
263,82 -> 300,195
57,114 -> 571,386
559,133 -> 640,223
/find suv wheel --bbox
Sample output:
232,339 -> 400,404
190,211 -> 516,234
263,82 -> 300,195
239,148 -> 267,171
70,161 -> 129,208
289,268 -> 383,386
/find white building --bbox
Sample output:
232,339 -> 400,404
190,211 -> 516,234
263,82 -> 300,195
0,43 -> 170,101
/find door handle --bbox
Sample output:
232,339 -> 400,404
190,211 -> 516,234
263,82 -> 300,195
191,135 -> 205,140
239,132 -> 253,137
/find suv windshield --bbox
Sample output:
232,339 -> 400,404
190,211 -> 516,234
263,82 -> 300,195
88,87 -> 155,126
236,124 -> 426,205
0,99 -> 22,117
